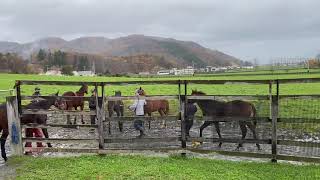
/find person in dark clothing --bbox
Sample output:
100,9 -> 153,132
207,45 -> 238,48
89,89 -> 102,125
181,96 -> 198,136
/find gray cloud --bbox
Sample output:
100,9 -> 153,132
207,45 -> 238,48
1,0 -> 320,63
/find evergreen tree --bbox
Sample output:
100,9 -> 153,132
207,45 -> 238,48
37,49 -> 46,61
78,56 -> 89,71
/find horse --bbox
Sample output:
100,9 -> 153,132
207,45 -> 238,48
0,103 -> 9,161
137,87 -> 169,128
60,84 -> 88,125
0,91 -> 60,161
107,91 -> 124,133
190,90 -> 261,150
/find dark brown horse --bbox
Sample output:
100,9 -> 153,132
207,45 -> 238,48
190,90 -> 261,150
137,87 -> 169,128
107,91 -> 124,133
0,92 -> 60,161
0,103 -> 9,161
60,84 -> 88,124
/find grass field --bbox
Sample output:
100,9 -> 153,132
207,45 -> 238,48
1,72 -> 320,96
1,73 -> 320,122
8,155 -> 320,180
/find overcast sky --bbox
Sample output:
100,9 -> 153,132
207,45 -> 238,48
1,0 -> 320,63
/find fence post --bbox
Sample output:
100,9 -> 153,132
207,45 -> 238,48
179,80 -> 187,156
15,81 -> 22,115
6,96 -> 23,156
269,81 -> 272,120
271,80 -> 279,162
96,83 -> 105,149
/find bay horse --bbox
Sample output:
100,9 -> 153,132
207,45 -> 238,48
0,92 -> 60,161
107,91 -> 124,133
137,87 -> 169,129
190,90 -> 261,150
61,84 -> 88,125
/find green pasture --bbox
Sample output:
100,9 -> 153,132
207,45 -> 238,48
1,73 -> 320,96
9,155 -> 320,180
1,73 -> 320,128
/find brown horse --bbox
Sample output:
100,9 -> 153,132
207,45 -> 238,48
60,84 -> 88,125
190,90 -> 261,150
0,103 -> 9,161
0,92 -> 60,161
137,87 -> 169,128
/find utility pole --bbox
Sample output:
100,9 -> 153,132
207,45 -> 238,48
92,61 -> 96,74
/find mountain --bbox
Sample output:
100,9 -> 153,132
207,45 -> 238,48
0,35 -> 245,67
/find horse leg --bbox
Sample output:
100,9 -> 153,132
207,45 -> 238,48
116,109 -> 123,132
80,105 -> 85,124
213,122 -> 223,147
236,122 -> 247,150
247,122 -> 261,150
41,128 -> 52,147
108,110 -> 113,135
200,121 -> 212,137
66,106 -> 72,125
1,129 -> 9,161
158,109 -> 166,128
73,107 -> 78,125
120,106 -> 124,132
147,113 -> 152,129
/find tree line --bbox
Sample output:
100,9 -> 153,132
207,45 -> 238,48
36,49 -> 90,72
0,53 -> 30,73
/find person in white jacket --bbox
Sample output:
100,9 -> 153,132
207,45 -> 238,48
128,89 -> 147,137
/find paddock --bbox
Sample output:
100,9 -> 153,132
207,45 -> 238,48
5,79 -> 320,163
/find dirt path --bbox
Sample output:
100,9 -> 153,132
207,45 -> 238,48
0,162 -> 16,180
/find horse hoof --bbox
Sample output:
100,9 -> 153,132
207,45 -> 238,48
3,157 -> 7,162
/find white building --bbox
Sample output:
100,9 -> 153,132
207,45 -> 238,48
45,70 -> 62,76
242,66 -> 254,69
73,71 -> 95,76
139,72 -> 150,75
157,70 -> 170,75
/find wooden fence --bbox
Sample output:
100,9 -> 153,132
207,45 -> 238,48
6,79 -> 320,163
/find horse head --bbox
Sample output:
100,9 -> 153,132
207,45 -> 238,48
189,90 -> 204,103
137,87 -> 146,96
115,91 -> 122,97
51,91 -> 66,110
79,83 -> 88,94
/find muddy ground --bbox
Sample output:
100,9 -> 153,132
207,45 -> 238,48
1,114 -> 319,171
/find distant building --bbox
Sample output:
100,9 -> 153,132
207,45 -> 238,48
157,70 -> 171,75
139,72 -> 150,75
157,66 -> 194,76
242,66 -> 254,69
73,71 -> 95,76
45,70 -> 62,76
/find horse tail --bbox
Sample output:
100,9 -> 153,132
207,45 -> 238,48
251,104 -> 257,126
